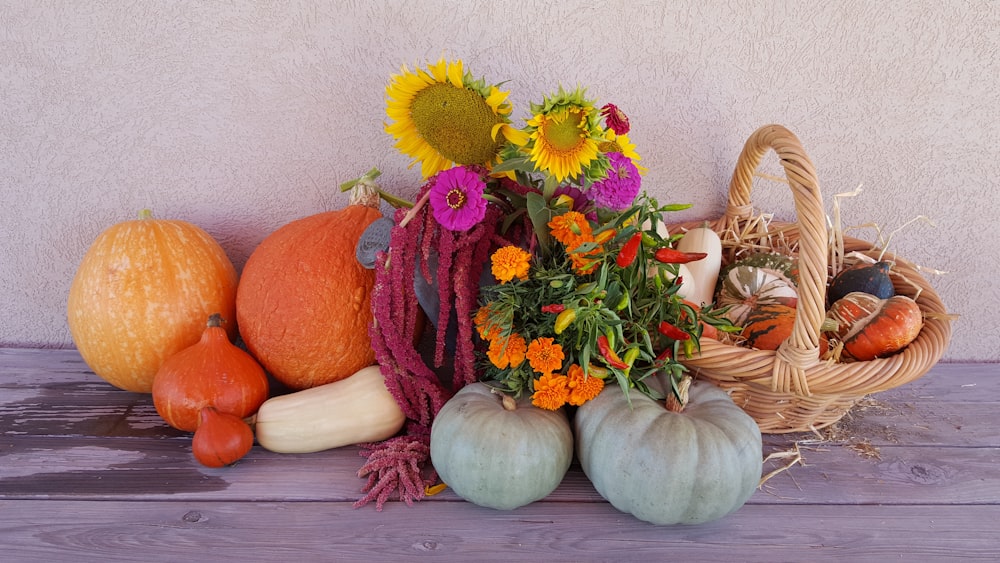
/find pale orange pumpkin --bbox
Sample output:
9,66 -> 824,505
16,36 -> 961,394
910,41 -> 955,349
67,210 -> 238,393
236,188 -> 381,390
152,314 -> 270,432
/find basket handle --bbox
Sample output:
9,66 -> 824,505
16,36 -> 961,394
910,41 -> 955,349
725,125 -> 828,395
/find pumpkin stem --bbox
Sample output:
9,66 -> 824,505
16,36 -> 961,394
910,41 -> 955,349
138,208 -> 154,220
341,167 -> 414,209
207,313 -> 225,328
665,375 -> 692,413
491,388 -> 518,411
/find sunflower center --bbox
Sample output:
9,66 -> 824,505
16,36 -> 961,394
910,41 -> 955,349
446,188 -> 467,210
410,83 -> 504,165
540,109 -> 587,153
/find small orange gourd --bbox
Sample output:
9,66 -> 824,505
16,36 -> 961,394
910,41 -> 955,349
236,187 -> 382,390
823,292 -> 923,362
152,314 -> 269,432
67,210 -> 238,393
740,304 -> 797,351
192,407 -> 255,467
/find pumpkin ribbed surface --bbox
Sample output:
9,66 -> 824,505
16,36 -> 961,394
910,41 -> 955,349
236,204 -> 380,390
67,212 -> 238,393
740,304 -> 797,351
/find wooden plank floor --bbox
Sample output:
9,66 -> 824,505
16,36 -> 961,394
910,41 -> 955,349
1,348 -> 998,561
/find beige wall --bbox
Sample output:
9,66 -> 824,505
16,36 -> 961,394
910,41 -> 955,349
2,1 -> 995,361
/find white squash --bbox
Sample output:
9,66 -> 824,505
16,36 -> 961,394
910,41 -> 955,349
253,365 -> 405,453
674,225 -> 722,307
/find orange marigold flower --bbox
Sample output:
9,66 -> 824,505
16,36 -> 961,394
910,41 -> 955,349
566,363 -> 605,406
487,333 -> 527,369
569,247 -> 602,275
491,245 -> 532,283
531,372 -> 570,410
473,305 -> 500,340
526,337 -> 565,376
548,211 -> 592,246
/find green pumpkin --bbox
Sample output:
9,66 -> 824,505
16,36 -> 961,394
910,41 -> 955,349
574,376 -> 762,525
430,383 -> 573,510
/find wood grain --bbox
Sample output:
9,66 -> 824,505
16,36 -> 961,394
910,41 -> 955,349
1,349 -> 998,561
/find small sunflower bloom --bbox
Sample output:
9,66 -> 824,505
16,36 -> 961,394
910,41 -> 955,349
531,372 -> 570,410
526,337 -> 565,376
521,86 -> 606,183
487,332 -> 527,369
429,166 -> 487,231
490,246 -> 532,283
566,364 -> 605,406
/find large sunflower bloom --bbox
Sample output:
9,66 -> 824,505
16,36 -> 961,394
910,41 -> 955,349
384,59 -> 526,179
521,86 -> 606,183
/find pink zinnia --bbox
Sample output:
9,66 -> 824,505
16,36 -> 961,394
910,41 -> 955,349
588,152 -> 641,211
600,103 -> 630,135
429,166 -> 487,231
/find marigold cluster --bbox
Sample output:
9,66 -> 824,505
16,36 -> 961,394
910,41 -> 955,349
547,212 -> 605,275
530,363 -> 605,410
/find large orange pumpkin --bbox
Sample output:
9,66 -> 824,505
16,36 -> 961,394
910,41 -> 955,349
67,210 -> 239,393
236,188 -> 381,390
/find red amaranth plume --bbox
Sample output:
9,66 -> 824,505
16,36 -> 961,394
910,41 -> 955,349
355,182 -> 505,510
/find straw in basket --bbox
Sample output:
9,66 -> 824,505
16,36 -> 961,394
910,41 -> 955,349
669,124 -> 952,433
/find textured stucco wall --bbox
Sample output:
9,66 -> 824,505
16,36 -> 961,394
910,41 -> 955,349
1,1 -> 996,361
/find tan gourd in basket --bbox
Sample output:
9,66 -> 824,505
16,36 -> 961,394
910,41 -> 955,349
670,124 -> 952,433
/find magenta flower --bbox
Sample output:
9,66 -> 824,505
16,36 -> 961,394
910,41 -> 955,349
600,103 -> 630,135
588,152 -> 641,211
429,166 -> 487,231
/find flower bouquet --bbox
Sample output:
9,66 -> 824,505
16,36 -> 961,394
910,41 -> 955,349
352,59 -> 733,511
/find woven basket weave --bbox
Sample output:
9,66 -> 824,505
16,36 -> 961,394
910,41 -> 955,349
670,124 -> 952,433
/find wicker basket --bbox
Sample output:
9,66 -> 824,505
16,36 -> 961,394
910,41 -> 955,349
670,124 -> 952,433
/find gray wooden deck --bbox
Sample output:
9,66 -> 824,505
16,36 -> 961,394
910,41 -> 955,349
1,347 -> 997,561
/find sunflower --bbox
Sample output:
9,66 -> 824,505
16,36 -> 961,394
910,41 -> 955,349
384,59 -> 527,179
599,130 -> 647,175
520,86 -> 607,184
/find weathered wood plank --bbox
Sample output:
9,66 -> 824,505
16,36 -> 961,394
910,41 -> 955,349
0,501 -> 998,562
3,431 -> 998,507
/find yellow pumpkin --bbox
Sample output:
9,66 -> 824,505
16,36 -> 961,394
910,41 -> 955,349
67,210 -> 238,393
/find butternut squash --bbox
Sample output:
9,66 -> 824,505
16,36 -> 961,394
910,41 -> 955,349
674,225 -> 722,307
253,365 -> 405,453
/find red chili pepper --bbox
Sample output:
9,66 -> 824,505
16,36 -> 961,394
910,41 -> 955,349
655,347 -> 673,361
654,247 -> 708,264
657,320 -> 691,341
616,232 -> 643,268
541,304 -> 565,314
596,335 -> 629,370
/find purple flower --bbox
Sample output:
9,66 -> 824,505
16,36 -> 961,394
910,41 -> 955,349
429,166 -> 487,231
588,152 -> 641,211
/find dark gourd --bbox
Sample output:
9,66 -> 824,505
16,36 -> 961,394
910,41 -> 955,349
828,261 -> 894,305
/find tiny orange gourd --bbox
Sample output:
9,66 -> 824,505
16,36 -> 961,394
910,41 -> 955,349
192,406 -> 255,467
153,314 -> 270,432
67,210 -> 239,393
236,186 -> 382,390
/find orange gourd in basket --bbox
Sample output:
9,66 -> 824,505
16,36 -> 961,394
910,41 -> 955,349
669,124 -> 952,433
236,186 -> 382,390
823,292 -> 923,362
